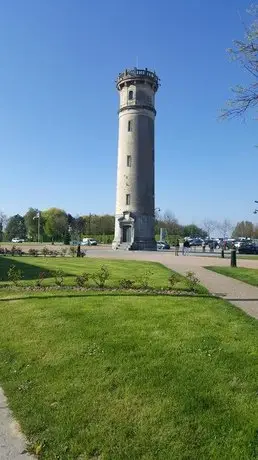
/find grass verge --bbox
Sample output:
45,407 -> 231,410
0,291 -> 258,459
0,256 -> 206,293
207,266 -> 258,288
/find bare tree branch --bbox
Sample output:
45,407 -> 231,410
221,6 -> 258,120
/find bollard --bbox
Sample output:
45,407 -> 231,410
221,248 -> 224,258
230,248 -> 237,267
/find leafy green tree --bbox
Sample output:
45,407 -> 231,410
233,221 -> 254,238
24,208 -> 43,241
232,221 -> 254,238
5,214 -> 26,241
43,208 -> 68,242
222,5 -> 258,119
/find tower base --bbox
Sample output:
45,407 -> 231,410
112,212 -> 157,251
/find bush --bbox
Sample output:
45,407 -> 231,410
75,272 -> 90,287
138,269 -> 154,289
28,248 -> 38,257
119,278 -> 134,289
54,269 -> 65,287
49,250 -> 59,257
185,271 -> 200,292
92,265 -> 110,288
70,246 -> 76,257
60,248 -> 67,257
7,264 -> 23,286
35,271 -> 47,288
168,272 -> 180,289
42,247 -> 49,257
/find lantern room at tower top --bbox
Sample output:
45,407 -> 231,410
116,67 -> 160,92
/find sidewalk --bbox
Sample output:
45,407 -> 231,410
0,388 -> 34,459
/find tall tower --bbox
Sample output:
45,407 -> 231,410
112,67 -> 160,251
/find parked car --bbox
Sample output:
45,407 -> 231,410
238,242 -> 258,254
81,238 -> 97,246
189,238 -> 203,247
157,241 -> 170,250
11,238 -> 25,243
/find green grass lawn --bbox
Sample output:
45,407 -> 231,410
0,256 -> 203,292
207,266 -> 258,288
0,257 -> 258,459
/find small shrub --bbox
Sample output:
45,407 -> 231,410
42,247 -> 49,257
75,272 -> 90,287
138,269 -> 154,289
119,278 -> 134,289
70,246 -> 76,257
92,265 -> 110,288
168,272 -> 180,289
11,245 -> 16,256
60,248 -> 67,257
185,271 -> 200,292
54,269 -> 65,287
35,271 -> 47,288
28,248 -> 38,257
7,264 -> 23,286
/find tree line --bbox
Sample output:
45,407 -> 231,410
0,207 -> 250,244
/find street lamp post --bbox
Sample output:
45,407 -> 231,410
33,211 -> 40,243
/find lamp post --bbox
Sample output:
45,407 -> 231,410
33,211 -> 40,243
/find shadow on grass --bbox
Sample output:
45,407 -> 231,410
0,256 -> 72,281
0,293 -> 219,302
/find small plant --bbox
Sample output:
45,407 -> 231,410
138,269 -> 154,289
92,265 -> 110,288
7,264 -> 23,286
185,271 -> 200,292
70,246 -> 76,257
54,269 -> 65,287
11,245 -> 16,256
75,272 -> 90,287
60,248 -> 67,257
42,247 -> 49,257
28,248 -> 38,257
168,272 -> 180,289
119,278 -> 135,289
35,271 -> 47,288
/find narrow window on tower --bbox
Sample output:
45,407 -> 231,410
127,155 -> 132,167
126,194 -> 131,205
128,90 -> 134,100
128,120 -> 132,132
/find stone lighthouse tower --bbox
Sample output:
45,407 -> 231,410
112,67 -> 160,251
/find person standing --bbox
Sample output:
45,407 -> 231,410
185,239 -> 190,255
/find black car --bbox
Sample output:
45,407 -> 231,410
238,242 -> 258,254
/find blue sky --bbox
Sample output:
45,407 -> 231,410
0,0 -> 257,227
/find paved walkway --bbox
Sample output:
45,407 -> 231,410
0,388 -> 34,459
88,250 -> 258,319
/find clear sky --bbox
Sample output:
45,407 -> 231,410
0,0 -> 257,227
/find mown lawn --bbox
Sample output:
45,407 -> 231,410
0,256 -> 203,292
207,266 -> 258,288
0,257 -> 258,459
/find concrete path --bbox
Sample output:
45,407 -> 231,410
0,388 -> 34,459
87,250 -> 258,319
